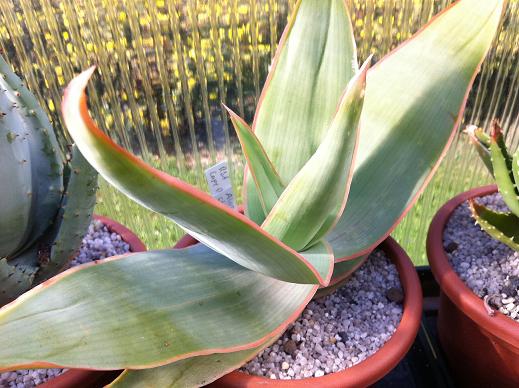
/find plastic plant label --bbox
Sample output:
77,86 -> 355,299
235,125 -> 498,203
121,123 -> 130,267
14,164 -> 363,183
205,160 -> 236,209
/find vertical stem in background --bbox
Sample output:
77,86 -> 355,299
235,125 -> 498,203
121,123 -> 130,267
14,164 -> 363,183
123,0 -> 166,157
249,0 -> 261,103
167,1 -> 204,183
60,0 -> 112,147
187,0 -> 216,166
82,0 -> 133,152
230,0 -> 245,118
146,0 -> 186,175
103,1 -> 151,157
209,0 -> 235,185
268,0 -> 278,60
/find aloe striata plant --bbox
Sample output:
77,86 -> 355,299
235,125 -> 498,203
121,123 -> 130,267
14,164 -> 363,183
0,0 -> 502,386
0,55 -> 97,305
466,121 -> 519,251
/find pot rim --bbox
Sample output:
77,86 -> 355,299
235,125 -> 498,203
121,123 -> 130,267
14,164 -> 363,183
38,215 -> 145,388
427,184 -> 519,349
207,236 -> 422,388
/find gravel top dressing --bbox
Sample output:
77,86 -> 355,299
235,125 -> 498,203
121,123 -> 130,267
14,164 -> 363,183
242,249 -> 403,380
0,220 -> 130,388
444,193 -> 519,321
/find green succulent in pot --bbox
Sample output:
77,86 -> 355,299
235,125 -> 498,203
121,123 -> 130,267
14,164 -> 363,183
465,121 -> 519,250
0,0 -> 502,386
0,55 -> 97,305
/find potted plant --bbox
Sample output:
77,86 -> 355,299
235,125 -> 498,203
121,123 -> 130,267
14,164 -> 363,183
428,121 -> 519,387
0,54 -> 145,387
0,0 -> 501,386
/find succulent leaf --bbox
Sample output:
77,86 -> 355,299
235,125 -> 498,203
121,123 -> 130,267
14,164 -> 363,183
327,0 -> 503,260
225,106 -> 285,217
0,92 -> 33,258
0,55 -> 64,257
489,122 -> 519,217
469,200 -> 519,251
245,0 -> 358,224
0,244 -> 319,370
34,145 -> 97,283
0,258 -> 35,305
464,125 -> 493,174
109,336 -> 277,388
61,68 -> 329,285
261,59 -> 368,251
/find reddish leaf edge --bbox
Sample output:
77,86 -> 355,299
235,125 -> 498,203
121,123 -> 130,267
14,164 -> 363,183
333,0 -> 503,263
60,67 -> 329,286
0,247 -> 319,372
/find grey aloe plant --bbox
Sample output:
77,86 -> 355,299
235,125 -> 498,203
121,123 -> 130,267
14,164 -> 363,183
0,55 -> 97,304
466,121 -> 519,250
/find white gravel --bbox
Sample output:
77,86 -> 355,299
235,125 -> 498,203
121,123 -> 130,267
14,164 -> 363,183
241,249 -> 403,379
0,220 -> 131,388
444,192 -> 519,320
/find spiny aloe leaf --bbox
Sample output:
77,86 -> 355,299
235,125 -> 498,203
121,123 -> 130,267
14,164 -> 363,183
225,106 -> 285,217
109,336 -> 277,388
262,59 -> 369,251
0,90 -> 32,258
512,148 -> 519,201
61,68 -> 328,286
34,145 -> 97,283
469,200 -> 519,251
327,0 -> 503,260
0,258 -> 34,305
245,0 -> 358,224
490,122 -> 519,217
465,125 -> 493,174
0,245 -> 319,370
0,55 -> 63,257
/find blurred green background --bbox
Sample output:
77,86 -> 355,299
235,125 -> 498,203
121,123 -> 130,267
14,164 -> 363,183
0,0 -> 517,264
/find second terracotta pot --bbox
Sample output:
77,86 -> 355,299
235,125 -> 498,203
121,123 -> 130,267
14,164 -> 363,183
427,185 -> 519,388
175,235 -> 422,388
38,215 -> 146,388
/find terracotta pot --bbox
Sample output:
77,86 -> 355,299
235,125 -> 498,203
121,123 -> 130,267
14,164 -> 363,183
174,235 -> 423,388
38,215 -> 146,388
427,185 -> 519,388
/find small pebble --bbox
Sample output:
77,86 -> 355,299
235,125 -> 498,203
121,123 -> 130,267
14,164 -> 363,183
385,287 -> 404,303
0,221 -> 131,388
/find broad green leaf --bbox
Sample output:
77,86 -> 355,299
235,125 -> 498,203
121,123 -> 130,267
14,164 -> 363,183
465,125 -> 493,174
327,0 -> 503,259
490,122 -> 519,217
246,0 -> 358,224
469,200 -> 519,251
0,245 -> 318,370
225,106 -> 285,217
61,68 -> 326,286
262,59 -> 368,251
110,336 -> 277,388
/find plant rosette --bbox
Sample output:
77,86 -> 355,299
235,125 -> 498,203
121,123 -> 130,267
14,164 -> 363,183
427,185 -> 519,388
175,235 -> 421,387
4,216 -> 145,388
0,0 -> 503,386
